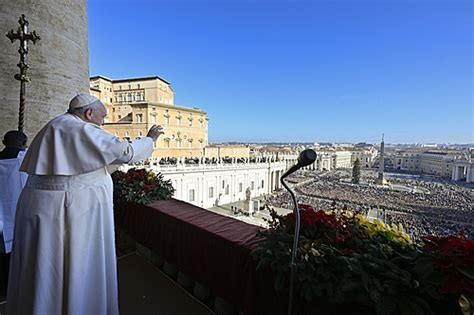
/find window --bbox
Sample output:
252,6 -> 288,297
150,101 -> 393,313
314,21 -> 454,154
125,131 -> 129,137
165,116 -> 170,124
208,187 -> 214,198
137,84 -> 140,89
261,180 -> 264,188
189,119 -> 193,127
222,181 -> 225,189
251,181 -> 255,190
139,131 -> 143,137
225,185 -> 229,195
136,114 -> 143,123
189,189 -> 195,202
239,183 -> 243,192
164,139 -> 170,148
177,117 -> 181,126
176,139 -> 181,148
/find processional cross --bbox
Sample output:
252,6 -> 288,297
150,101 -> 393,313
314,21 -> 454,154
6,14 -> 41,132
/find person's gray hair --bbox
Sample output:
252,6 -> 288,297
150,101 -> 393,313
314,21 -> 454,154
67,100 -> 103,116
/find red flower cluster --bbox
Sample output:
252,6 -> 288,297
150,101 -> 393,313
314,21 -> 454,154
422,232 -> 474,294
281,204 -> 359,249
119,168 -> 147,183
111,167 -> 175,205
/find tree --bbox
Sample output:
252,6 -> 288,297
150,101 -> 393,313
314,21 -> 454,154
352,158 -> 361,184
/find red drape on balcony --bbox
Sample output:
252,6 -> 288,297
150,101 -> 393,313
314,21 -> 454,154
114,199 -> 290,314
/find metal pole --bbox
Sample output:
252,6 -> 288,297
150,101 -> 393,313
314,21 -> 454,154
280,176 -> 300,315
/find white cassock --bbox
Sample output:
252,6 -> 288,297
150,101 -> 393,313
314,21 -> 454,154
7,113 -> 154,315
0,150 -> 28,253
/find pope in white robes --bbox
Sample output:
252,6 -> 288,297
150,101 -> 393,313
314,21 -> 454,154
7,94 -> 164,315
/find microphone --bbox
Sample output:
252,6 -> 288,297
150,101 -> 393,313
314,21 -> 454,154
279,148 -> 316,315
281,149 -> 317,179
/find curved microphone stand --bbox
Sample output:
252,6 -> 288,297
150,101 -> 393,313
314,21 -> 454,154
279,149 -> 316,315
280,174 -> 300,315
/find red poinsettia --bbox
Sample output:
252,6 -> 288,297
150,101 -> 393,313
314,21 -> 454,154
421,232 -> 474,295
112,167 -> 174,205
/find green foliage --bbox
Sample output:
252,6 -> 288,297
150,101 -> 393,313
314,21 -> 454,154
112,168 -> 175,205
352,158 -> 361,184
254,206 -> 472,314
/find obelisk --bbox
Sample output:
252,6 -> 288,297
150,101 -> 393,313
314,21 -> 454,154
376,134 -> 387,185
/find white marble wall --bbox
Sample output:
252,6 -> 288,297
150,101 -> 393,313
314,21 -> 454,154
138,161 -> 287,209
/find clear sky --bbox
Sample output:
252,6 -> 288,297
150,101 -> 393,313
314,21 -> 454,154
88,0 -> 473,144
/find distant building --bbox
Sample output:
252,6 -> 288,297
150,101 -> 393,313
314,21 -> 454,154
393,150 -> 458,178
419,152 -> 455,177
204,145 -> 250,159
332,151 -> 352,169
351,148 -> 378,168
90,75 -> 208,158
452,159 -> 473,183
130,158 -> 287,208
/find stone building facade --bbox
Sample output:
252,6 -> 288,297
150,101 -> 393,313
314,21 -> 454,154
125,159 -> 287,209
90,75 -> 208,158
393,151 -> 457,178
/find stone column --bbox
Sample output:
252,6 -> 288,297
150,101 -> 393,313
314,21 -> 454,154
1,0 -> 89,140
467,165 -> 472,183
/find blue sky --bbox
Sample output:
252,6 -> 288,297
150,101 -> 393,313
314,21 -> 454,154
88,0 -> 473,144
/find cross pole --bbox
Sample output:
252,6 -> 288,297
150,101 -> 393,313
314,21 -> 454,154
6,14 -> 40,133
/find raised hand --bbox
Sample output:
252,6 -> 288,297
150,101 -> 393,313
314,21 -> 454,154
146,125 -> 164,141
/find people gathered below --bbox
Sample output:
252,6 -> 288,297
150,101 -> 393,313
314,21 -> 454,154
266,169 -> 473,242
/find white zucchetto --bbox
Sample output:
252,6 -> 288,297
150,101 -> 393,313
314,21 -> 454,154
69,93 -> 101,109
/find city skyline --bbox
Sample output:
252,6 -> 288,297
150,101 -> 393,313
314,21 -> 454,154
88,0 -> 473,144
